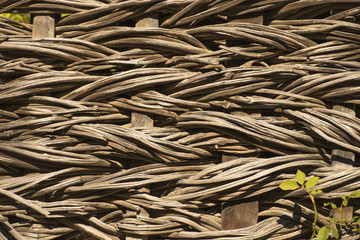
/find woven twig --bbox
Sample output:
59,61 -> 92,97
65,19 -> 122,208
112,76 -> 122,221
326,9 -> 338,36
1,0 -> 360,239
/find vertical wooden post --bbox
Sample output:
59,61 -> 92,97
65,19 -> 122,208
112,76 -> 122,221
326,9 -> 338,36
330,105 -> 355,223
331,105 -> 355,169
31,13 -> 56,203
130,12 -> 158,130
126,12 -> 158,240
32,14 -> 56,39
221,112 -> 260,229
221,13 -> 263,230
135,13 -> 159,28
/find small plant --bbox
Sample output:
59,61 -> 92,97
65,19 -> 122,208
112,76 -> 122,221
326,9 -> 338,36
324,191 -> 360,237
279,170 -> 360,240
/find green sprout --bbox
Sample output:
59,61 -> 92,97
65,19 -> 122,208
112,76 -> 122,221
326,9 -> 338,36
280,170 -> 360,240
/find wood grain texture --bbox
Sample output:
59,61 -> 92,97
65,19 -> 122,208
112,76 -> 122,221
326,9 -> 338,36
127,12 -> 159,240
136,13 -> 159,28
221,13 -> 263,230
130,12 -> 159,130
330,207 -> 353,223
221,153 -> 259,229
331,105 -> 356,169
330,104 -> 355,223
32,15 -> 56,39
131,111 -> 154,128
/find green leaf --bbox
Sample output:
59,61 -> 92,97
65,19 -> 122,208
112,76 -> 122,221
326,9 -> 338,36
337,221 -> 346,226
340,194 -> 346,200
355,219 -> 360,226
279,180 -> 299,190
296,169 -> 306,185
13,14 -> 23,22
306,177 -> 319,190
318,226 -> 330,240
331,226 -> 339,239
350,190 -> 360,198
331,203 -> 337,209
329,216 -> 336,224
311,189 -> 323,195
342,199 -> 348,207
324,202 -> 331,207
352,216 -> 360,223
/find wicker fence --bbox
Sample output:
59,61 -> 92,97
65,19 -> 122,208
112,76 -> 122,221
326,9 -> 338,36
1,0 -> 360,239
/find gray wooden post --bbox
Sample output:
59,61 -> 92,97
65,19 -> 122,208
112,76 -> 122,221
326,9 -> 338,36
221,12 -> 263,230
126,12 -> 158,240
31,13 -> 56,203
221,111 -> 260,229
330,105 -> 355,223
130,13 -> 158,129
32,14 -> 56,39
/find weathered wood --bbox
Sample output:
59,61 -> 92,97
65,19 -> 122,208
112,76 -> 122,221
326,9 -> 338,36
221,153 -> 259,229
330,104 -> 355,223
331,149 -> 355,169
330,206 -> 353,223
131,111 -> 154,128
129,13 -> 159,130
135,13 -> 159,28
221,111 -> 260,229
331,105 -> 356,169
32,14 -> 56,39
221,13 -> 263,231
222,197 -> 259,229
127,12 -> 159,240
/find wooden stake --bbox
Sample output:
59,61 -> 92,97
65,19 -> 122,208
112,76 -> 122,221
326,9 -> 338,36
331,105 -> 355,169
330,104 -> 355,223
31,13 -> 56,205
131,111 -> 153,129
32,14 -> 56,39
130,13 -> 158,131
126,12 -> 158,240
221,12 -> 263,230
135,13 -> 159,28
221,111 -> 260,229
